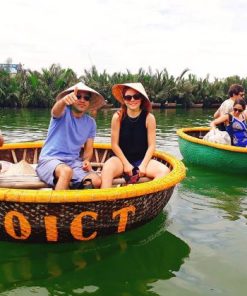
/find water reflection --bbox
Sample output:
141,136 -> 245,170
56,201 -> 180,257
0,213 -> 190,295
0,107 -> 214,148
181,165 -> 247,221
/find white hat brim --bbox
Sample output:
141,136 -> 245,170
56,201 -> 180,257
56,82 -> 106,111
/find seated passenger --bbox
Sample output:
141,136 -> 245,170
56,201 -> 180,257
210,98 -> 247,147
213,84 -> 245,119
36,82 -> 105,190
101,82 -> 170,188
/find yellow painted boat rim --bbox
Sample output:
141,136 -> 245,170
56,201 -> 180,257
0,143 -> 186,203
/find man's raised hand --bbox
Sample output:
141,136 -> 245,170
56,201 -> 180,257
63,87 -> 78,105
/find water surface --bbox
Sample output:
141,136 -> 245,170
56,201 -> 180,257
0,108 -> 246,296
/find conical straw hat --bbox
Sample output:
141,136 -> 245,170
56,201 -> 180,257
56,82 -> 106,111
3,160 -> 36,176
112,82 -> 150,105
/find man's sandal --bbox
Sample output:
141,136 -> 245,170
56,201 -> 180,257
70,178 -> 94,190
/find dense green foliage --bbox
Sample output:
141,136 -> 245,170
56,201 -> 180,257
0,64 -> 246,108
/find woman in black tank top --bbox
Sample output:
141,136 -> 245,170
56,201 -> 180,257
101,83 -> 170,188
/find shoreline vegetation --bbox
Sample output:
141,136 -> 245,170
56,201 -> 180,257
0,64 -> 246,109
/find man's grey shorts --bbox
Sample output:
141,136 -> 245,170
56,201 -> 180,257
36,157 -> 90,187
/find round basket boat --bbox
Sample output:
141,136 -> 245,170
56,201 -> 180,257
177,127 -> 247,173
0,142 -> 185,243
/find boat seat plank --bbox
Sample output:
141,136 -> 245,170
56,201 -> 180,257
0,175 -> 49,189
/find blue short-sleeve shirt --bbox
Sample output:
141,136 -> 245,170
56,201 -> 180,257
40,107 -> 96,159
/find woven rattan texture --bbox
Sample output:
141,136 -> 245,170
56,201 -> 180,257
0,187 -> 174,242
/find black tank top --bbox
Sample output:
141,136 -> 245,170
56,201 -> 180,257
119,110 -> 148,162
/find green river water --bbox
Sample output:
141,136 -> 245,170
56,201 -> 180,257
0,108 -> 246,296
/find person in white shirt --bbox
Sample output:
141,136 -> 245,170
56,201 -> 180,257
214,84 -> 245,119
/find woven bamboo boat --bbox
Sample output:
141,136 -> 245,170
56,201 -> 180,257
177,127 -> 247,172
0,142 -> 185,243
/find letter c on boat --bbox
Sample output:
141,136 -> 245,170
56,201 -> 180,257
70,211 -> 98,241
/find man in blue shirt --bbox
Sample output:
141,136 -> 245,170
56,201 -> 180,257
36,82 -> 105,190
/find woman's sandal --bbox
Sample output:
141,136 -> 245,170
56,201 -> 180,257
123,167 -> 140,185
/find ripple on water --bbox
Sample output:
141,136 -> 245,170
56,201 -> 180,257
180,165 -> 247,222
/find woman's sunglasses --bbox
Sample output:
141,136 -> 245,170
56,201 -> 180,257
123,93 -> 143,101
233,107 -> 244,113
76,94 -> 91,101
